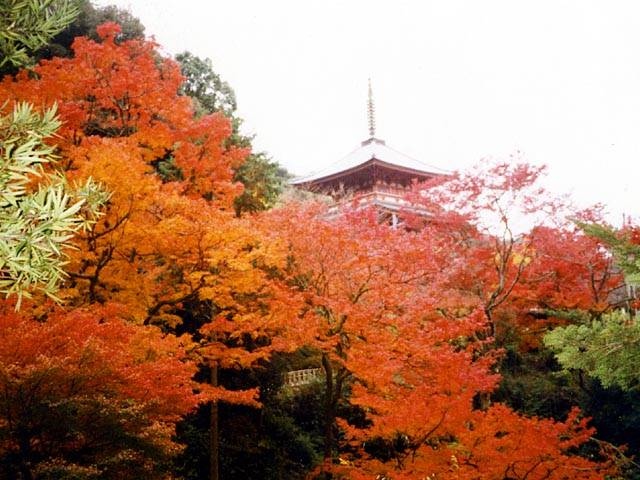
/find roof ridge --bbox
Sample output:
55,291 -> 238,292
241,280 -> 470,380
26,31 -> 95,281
382,143 -> 451,174
291,139 -> 448,185
290,142 -> 367,184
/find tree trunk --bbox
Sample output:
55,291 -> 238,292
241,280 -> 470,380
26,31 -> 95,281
18,430 -> 33,480
210,362 -> 219,480
321,353 -> 335,461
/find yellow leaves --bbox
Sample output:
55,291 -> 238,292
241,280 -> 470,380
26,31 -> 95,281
66,138 -> 158,207
512,250 -> 533,267
493,243 -> 534,269
153,312 -> 184,330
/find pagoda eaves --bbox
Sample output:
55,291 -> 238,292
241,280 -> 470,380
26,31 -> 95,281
291,138 -> 447,199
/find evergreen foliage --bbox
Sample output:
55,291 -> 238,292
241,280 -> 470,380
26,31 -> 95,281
0,2 -> 106,302
545,310 -> 640,391
176,51 -> 237,118
0,103 -> 105,302
0,0 -> 80,69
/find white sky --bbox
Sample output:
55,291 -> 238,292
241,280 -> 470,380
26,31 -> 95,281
95,0 -> 640,224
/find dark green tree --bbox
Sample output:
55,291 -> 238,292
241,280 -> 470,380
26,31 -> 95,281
232,152 -> 285,216
0,0 -> 144,78
175,50 -> 286,216
173,350 -> 325,480
176,51 -> 237,118
41,0 -> 144,56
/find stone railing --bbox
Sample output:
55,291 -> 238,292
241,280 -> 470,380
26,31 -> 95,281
283,368 -> 323,387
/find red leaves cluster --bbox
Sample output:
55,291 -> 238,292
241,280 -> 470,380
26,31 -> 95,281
0,302 -> 203,477
0,22 -> 246,205
260,163 -> 617,478
453,405 -> 607,480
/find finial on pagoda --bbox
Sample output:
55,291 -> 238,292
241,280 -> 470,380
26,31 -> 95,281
361,79 -> 384,146
367,78 -> 376,138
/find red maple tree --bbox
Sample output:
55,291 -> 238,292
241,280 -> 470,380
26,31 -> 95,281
0,300 -> 205,479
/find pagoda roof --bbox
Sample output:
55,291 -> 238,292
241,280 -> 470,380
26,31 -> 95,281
291,138 -> 448,186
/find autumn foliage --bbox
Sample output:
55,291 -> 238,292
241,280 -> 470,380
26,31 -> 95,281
259,200 -> 615,479
0,22 -> 256,326
0,21 -> 269,477
0,19 -> 624,480
0,302 -> 203,479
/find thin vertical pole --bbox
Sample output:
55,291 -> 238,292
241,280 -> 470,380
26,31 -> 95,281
210,362 -> 219,480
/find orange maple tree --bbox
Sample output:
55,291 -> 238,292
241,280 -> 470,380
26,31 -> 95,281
331,403 -> 612,480
0,23 -> 273,334
0,21 -> 285,476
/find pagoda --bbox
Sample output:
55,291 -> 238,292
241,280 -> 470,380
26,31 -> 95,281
291,80 -> 446,220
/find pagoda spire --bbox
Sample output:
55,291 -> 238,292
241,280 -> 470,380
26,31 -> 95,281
367,78 -> 376,138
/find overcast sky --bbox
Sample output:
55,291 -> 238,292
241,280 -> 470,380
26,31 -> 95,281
96,0 -> 640,224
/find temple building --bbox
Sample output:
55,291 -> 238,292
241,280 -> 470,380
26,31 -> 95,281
291,80 -> 447,222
